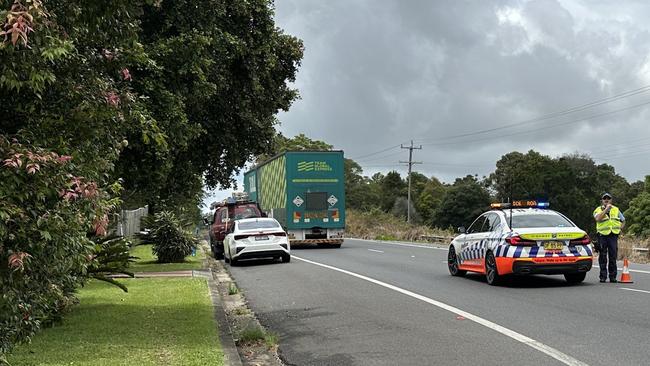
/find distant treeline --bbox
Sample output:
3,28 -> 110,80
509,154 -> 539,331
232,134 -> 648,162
345,150 -> 649,237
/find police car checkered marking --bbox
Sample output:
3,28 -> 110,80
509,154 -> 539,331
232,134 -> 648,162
490,241 -> 593,258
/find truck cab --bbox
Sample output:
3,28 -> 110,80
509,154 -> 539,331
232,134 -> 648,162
207,193 -> 264,259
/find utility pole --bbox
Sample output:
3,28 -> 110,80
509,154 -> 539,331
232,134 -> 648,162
400,140 -> 422,223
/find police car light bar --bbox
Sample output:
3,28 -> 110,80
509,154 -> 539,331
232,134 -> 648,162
491,200 -> 549,209
491,203 -> 512,209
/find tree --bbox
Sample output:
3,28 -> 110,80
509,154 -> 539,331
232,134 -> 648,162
380,171 -> 406,212
417,176 -> 447,226
115,0 -> 304,211
434,175 -> 491,230
624,176 -> 650,237
257,133 -> 334,163
489,151 -> 634,234
0,0 -> 303,356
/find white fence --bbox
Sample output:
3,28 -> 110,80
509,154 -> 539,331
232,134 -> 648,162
116,205 -> 149,237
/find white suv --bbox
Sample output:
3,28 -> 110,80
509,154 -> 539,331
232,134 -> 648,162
224,218 -> 290,265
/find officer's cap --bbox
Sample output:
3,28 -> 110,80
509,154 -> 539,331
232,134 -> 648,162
601,192 -> 612,199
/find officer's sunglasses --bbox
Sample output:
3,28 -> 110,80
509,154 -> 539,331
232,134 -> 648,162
602,197 -> 611,200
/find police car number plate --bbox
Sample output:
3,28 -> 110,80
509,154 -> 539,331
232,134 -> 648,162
255,236 -> 268,241
542,241 -> 563,251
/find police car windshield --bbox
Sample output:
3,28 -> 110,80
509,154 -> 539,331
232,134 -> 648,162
508,213 -> 574,228
237,220 -> 280,231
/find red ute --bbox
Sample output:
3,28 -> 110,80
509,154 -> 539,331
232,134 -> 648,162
207,197 -> 264,259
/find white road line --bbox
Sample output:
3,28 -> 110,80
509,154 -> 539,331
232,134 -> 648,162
593,265 -> 650,274
294,256 -> 588,366
351,238 -> 447,251
367,249 -> 384,253
620,288 -> 650,294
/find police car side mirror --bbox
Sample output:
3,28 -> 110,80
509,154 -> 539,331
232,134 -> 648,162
458,226 -> 466,234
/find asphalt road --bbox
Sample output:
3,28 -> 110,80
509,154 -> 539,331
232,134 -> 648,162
227,239 -> 650,366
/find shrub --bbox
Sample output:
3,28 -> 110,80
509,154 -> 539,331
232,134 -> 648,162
88,235 -> 135,292
0,138 -> 118,358
139,211 -> 197,263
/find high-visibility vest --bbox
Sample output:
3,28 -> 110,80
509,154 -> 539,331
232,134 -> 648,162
593,205 -> 621,235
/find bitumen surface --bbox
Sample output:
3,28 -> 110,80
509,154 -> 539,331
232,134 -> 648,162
225,238 -> 650,366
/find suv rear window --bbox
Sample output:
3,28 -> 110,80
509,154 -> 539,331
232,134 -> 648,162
238,220 -> 281,230
233,205 -> 261,220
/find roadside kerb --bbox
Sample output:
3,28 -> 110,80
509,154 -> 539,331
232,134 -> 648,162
202,254 -> 244,366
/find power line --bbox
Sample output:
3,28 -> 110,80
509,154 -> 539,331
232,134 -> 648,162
348,143 -> 404,160
355,150 -> 404,163
415,85 -> 650,144
422,99 -> 650,147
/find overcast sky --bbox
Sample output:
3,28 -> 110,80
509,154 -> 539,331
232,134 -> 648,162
206,0 -> 650,207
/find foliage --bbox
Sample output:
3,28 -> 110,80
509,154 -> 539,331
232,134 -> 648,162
417,177 -> 447,225
116,0 -> 304,210
0,0 -> 302,359
489,151 -> 639,235
256,132 -> 333,163
0,137 -> 118,356
87,235 -> 135,293
0,0 -> 155,183
435,175 -> 491,229
139,211 -> 198,263
624,176 -> 650,237
228,283 -> 239,295
380,171 -> 406,211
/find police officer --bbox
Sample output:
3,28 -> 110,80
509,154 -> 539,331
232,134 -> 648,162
593,192 -> 625,283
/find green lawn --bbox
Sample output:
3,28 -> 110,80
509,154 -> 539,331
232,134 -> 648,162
9,278 -> 223,366
129,244 -> 204,272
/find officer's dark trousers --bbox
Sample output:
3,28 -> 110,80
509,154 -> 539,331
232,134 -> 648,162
598,234 -> 618,281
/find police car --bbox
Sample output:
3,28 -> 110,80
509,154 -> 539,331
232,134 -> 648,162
447,200 -> 593,285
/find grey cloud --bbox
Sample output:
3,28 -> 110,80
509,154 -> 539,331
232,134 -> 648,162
274,0 -> 650,183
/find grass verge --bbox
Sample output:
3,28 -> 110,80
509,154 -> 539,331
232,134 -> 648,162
9,278 -> 223,366
129,244 -> 204,272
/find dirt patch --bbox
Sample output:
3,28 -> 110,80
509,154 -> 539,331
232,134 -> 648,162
208,258 -> 283,366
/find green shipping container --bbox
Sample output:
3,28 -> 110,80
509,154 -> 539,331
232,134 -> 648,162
244,151 -> 345,245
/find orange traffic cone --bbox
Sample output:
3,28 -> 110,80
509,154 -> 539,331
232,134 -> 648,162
619,258 -> 634,283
